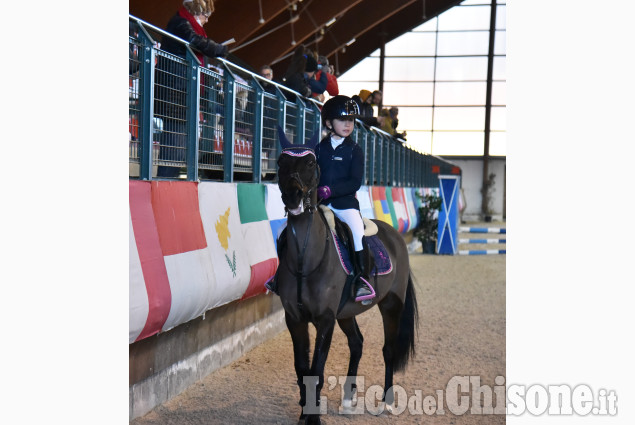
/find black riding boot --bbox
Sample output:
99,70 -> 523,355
265,228 -> 287,295
353,250 -> 374,305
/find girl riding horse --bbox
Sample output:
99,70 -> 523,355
266,95 -> 375,303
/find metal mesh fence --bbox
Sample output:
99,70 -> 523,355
128,16 -> 460,185
128,36 -> 142,169
199,67 -> 224,171
262,92 -> 279,175
154,50 -> 189,176
284,102 -> 298,145
233,82 -> 255,171
304,107 -> 318,143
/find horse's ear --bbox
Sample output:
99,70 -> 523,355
307,131 -> 320,149
277,125 -> 292,150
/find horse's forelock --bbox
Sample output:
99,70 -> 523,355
278,153 -> 319,211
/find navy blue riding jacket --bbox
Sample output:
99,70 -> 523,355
315,136 -> 364,210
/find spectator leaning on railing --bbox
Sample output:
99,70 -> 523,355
259,65 -> 273,81
154,0 -> 228,178
351,89 -> 380,128
161,0 -> 228,65
378,108 -> 395,136
259,64 -> 277,95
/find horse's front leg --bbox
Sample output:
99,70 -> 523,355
337,317 -> 364,412
304,313 -> 336,425
285,311 -> 310,421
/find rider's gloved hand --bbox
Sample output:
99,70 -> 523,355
317,186 -> 332,200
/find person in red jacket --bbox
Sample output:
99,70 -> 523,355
312,56 -> 339,101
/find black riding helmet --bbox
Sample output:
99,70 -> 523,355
321,95 -> 360,128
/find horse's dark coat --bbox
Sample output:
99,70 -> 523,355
276,141 -> 419,425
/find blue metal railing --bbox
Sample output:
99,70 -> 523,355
128,15 -> 459,186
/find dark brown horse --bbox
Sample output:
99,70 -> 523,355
275,132 -> 419,425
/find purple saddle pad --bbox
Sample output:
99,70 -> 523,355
332,233 -> 392,276
365,235 -> 392,275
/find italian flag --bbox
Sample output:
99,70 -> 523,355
236,184 -> 278,299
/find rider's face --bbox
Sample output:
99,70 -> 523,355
328,117 -> 354,138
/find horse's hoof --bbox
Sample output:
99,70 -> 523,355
341,388 -> 358,413
385,402 -> 396,414
340,404 -> 357,415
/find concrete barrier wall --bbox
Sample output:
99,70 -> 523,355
129,181 -> 437,419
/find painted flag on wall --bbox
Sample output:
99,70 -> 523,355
129,210 -> 148,343
151,181 -> 217,332
264,184 -> 287,250
236,183 -> 278,299
391,187 -> 410,234
198,182 -> 252,308
405,188 -> 419,232
129,181 -> 171,343
384,187 -> 400,231
370,186 -> 393,226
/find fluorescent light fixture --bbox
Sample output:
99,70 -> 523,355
325,17 -> 336,27
346,38 -> 356,46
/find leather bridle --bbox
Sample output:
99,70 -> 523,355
278,148 -> 329,309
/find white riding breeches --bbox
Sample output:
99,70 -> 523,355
329,207 -> 364,251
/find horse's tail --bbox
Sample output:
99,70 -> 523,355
393,272 -> 419,372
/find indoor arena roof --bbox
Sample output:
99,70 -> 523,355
129,0 -> 463,77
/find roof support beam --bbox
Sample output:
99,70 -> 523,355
234,0 -> 362,68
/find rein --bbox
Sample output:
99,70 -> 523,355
287,203 -> 330,310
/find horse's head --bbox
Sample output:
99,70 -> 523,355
277,126 -> 320,216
